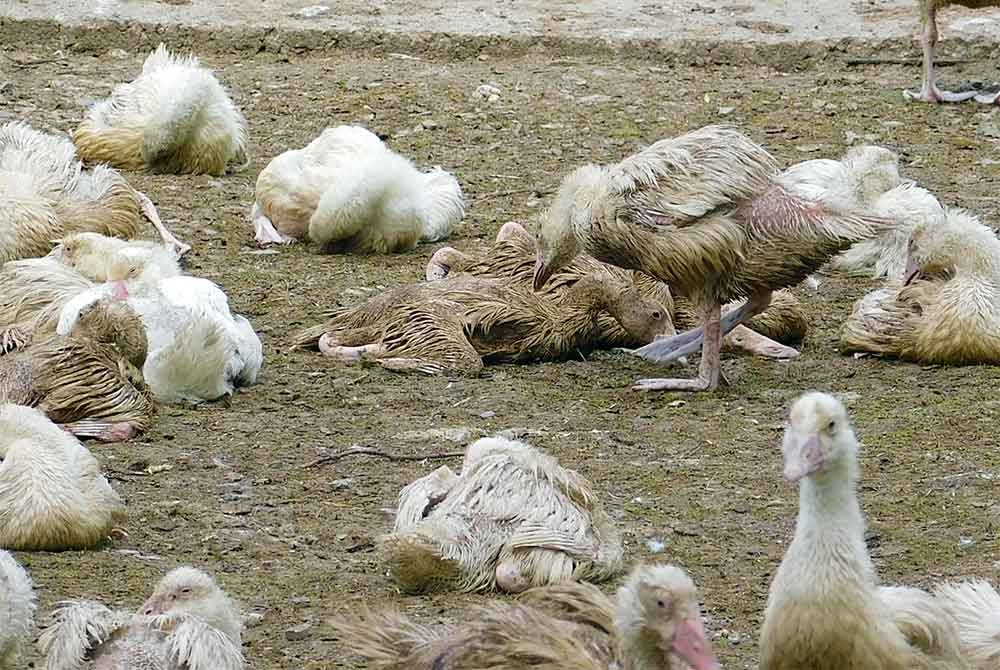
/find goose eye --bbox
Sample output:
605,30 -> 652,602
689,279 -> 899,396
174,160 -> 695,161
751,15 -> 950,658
656,600 -> 666,608
827,420 -> 836,430
180,588 -> 191,595
652,311 -> 662,320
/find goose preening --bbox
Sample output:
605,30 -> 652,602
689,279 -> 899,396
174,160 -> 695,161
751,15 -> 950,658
332,562 -> 719,670
383,436 -> 622,594
840,207 -> 1000,364
430,221 -> 806,359
292,271 -> 670,376
833,183 -> 946,280
532,124 -> 893,392
0,296 -> 154,442
74,43 -> 248,176
39,566 -> 245,670
760,391 -> 989,670
0,122 -> 190,260
249,124 -> 464,252
0,550 -> 35,669
57,274 -> 263,405
905,0 -> 1000,104
0,404 -> 125,550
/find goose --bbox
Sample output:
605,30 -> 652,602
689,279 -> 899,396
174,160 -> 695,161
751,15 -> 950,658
0,121 -> 190,259
760,391 -> 972,670
39,566 -> 244,670
293,273 -> 670,376
383,436 -> 622,594
0,404 -> 125,550
74,43 -> 248,175
57,275 -> 263,405
904,0 -> 1000,104
52,231 -> 181,283
332,562 -> 719,670
250,124 -> 464,252
532,124 -> 893,391
430,221 -> 806,358
0,296 -> 154,442
840,207 -> 1000,364
0,550 -> 35,669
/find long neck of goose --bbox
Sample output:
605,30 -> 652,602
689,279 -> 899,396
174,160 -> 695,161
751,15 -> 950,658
562,276 -> 614,313
792,446 -> 869,567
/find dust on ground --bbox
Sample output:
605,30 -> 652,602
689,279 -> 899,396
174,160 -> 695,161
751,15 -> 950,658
2,42 -> 999,670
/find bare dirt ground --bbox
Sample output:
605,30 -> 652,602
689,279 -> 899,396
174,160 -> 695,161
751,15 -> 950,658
2,32 -> 1000,670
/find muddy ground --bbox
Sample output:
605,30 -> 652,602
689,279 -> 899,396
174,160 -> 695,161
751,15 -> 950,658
2,43 -> 999,669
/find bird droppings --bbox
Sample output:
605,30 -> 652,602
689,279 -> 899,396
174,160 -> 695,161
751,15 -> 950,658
3,40 -> 999,670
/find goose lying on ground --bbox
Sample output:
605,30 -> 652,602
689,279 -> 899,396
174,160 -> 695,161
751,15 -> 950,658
533,124 -> 893,391
840,207 -> 1000,364
933,581 -> 1000,668
0,550 -> 35,670
430,221 -> 806,358
74,43 -> 248,175
40,566 -> 244,670
904,0 -> 1000,104
760,391 -> 975,670
0,121 -> 190,259
383,436 -> 622,594
0,404 -> 125,550
0,296 -> 154,442
293,272 -> 670,376
332,562 -> 719,670
250,124 -> 464,251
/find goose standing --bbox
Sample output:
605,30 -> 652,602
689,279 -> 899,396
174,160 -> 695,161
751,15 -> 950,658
74,44 -> 248,175
250,124 -> 464,252
840,207 -> 1000,364
40,566 -> 244,670
384,436 -> 622,594
904,0 -> 1000,103
533,125 -> 892,391
0,404 -> 125,550
0,550 -> 35,670
333,562 -> 719,670
0,122 -> 190,259
760,391 -> 973,670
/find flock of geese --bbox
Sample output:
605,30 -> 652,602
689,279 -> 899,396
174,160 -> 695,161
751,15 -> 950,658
2,2 -> 1000,665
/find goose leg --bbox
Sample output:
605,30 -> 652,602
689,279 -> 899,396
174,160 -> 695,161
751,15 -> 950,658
251,203 -> 297,246
633,303 -> 723,392
904,5 -> 979,103
630,292 -> 771,364
136,191 -> 192,257
318,339 -> 385,362
60,419 -> 136,442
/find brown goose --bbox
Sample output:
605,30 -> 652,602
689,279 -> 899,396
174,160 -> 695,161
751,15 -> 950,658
293,273 -> 670,376
332,562 -> 719,670
0,295 -> 153,442
533,124 -> 891,391
430,221 -> 805,357
904,0 -> 1000,104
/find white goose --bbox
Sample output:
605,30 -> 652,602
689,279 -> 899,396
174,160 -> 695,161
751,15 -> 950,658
0,550 -> 35,670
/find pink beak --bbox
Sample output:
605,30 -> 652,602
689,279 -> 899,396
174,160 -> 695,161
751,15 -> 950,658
137,594 -> 164,618
783,433 -> 824,482
902,252 -> 921,286
672,617 -> 719,670
533,254 -> 553,291
111,281 -> 129,300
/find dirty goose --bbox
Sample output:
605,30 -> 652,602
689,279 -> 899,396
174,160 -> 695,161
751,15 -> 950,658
533,124 -> 893,392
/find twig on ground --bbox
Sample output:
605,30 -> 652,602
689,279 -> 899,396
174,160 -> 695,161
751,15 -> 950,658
306,446 -> 465,468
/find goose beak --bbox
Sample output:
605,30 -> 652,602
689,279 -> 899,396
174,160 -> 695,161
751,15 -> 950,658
783,433 -> 823,482
110,281 -> 129,300
533,255 -> 553,291
671,617 -> 719,670
137,594 -> 165,618
902,253 -> 921,286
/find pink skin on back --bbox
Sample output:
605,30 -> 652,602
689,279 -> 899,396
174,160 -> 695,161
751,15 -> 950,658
672,617 -> 720,670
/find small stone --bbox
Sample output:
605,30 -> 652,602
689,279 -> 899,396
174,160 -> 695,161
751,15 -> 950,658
421,119 -> 440,130
795,144 -> 823,153
284,622 -> 313,641
473,83 -> 501,100
244,612 -> 265,628
577,94 -> 613,105
294,5 -> 331,18
668,400 -> 686,408
330,478 -> 354,490
645,538 -> 666,553
107,48 -> 128,59
717,106 -> 735,115
479,411 -> 496,419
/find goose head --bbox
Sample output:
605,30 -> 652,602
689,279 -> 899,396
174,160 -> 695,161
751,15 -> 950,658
781,392 -> 856,482
616,564 -> 719,670
534,165 -> 605,290
138,567 -> 241,640
903,208 -> 999,285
